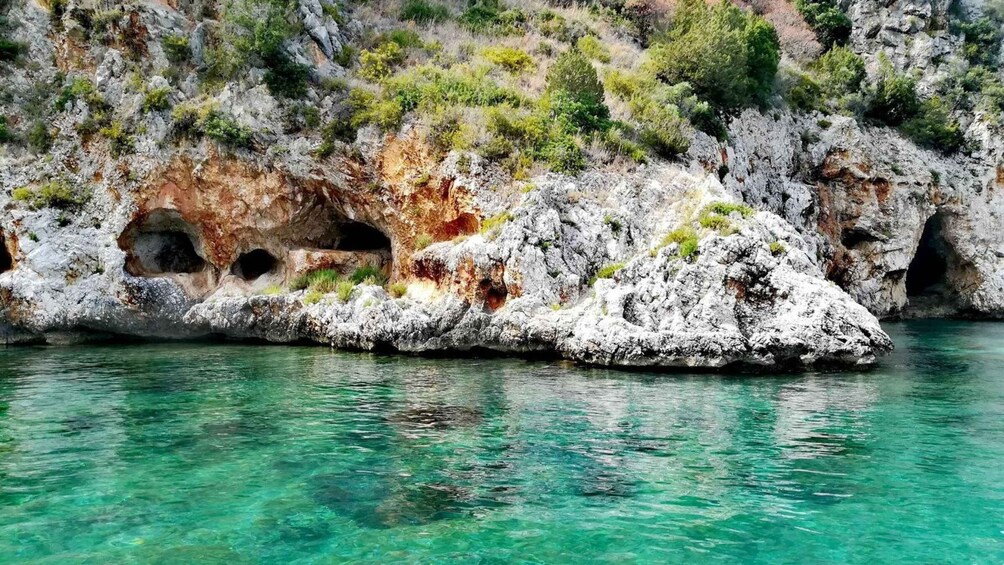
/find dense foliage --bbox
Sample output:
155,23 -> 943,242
647,0 -> 780,112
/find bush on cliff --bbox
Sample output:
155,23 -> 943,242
172,101 -> 253,148
900,96 -> 965,154
544,49 -> 609,131
401,0 -> 451,24
794,0 -> 851,49
647,0 -> 780,112
207,0 -> 309,98
866,67 -> 920,127
12,179 -> 90,211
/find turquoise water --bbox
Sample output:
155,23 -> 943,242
0,321 -> 1003,563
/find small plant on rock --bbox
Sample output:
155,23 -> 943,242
388,281 -> 408,298
12,179 -> 90,211
336,280 -> 355,302
142,86 -> 172,112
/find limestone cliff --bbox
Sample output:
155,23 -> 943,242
3,0 -> 1000,368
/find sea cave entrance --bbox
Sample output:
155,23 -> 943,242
336,220 -> 392,252
0,233 -> 11,274
906,213 -> 950,299
231,249 -> 279,281
121,210 -> 208,276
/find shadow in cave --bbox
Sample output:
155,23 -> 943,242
231,249 -> 278,281
906,214 -> 949,298
0,234 -> 11,273
904,212 -> 963,317
120,210 -> 208,276
336,220 -> 392,252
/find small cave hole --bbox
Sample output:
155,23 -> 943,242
906,213 -> 949,297
336,221 -> 391,251
131,231 -> 207,274
121,210 -> 209,277
231,249 -> 278,281
0,234 -> 12,273
841,227 -> 880,249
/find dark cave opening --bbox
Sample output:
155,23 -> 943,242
906,213 -> 949,297
121,210 -> 208,276
0,234 -> 11,273
336,221 -> 392,251
130,231 -> 207,274
231,249 -> 278,281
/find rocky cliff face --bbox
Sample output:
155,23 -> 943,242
2,0 -> 1001,368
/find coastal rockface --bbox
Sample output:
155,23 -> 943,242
2,0 -> 1002,368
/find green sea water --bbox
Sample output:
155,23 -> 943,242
0,320 -> 1003,563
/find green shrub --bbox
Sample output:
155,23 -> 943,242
317,116 -> 357,154
957,17 -> 1002,66
661,226 -> 700,259
291,268 -> 340,291
263,51 -> 311,98
536,10 -> 573,41
698,213 -> 731,231
595,262 -> 624,280
48,0 -> 68,30
632,98 -> 691,156
0,116 -> 14,143
599,126 -> 647,163
207,0 -> 297,79
705,201 -> 754,217
795,0 -> 851,48
383,64 -> 524,111
647,0 -> 780,111
482,46 -> 535,73
351,264 -> 387,285
678,237 -> 699,260
358,41 -> 406,81
388,281 -> 408,298
661,226 -> 695,245
90,9 -> 124,41
867,68 -> 919,126
480,211 -> 512,233
425,108 -> 464,154
99,120 -> 135,155
459,0 -> 527,35
27,121 -> 51,153
782,70 -> 823,112
900,96 -> 965,154
576,35 -> 611,63
303,289 -> 323,304
769,241 -> 786,255
347,87 -> 404,131
0,37 -> 27,63
415,233 -> 434,249
380,29 -> 425,49
202,112 -> 253,147
163,34 -> 190,63
542,135 -> 585,173
12,179 -> 89,210
545,49 -> 609,131
321,2 -> 345,24
401,0 -> 451,23
55,77 -> 104,111
142,86 -> 172,112
814,46 -> 865,97
172,102 -> 254,148
335,279 -> 355,302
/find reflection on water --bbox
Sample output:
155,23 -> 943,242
0,320 -> 1003,562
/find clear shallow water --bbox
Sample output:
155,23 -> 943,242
0,321 -> 1002,563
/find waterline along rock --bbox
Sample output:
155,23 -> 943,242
4,0 -> 1002,367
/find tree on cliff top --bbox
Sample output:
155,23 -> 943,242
647,0 -> 780,112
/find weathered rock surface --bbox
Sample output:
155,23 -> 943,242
18,0 -> 1004,367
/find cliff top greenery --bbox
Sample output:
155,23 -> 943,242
1,0 -> 1002,174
